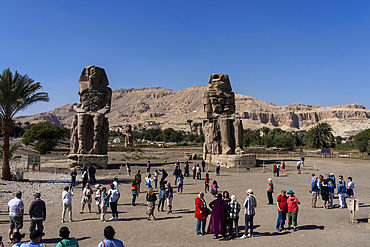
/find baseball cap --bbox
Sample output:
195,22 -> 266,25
34,193 -> 41,198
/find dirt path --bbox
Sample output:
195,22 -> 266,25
1,148 -> 370,247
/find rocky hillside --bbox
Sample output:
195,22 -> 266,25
15,86 -> 370,137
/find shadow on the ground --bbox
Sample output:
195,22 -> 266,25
155,215 -> 182,221
256,231 -> 290,237
72,217 -> 101,222
43,236 -> 91,244
298,225 -> 325,230
174,209 -> 195,214
121,216 -> 147,221
42,238 -> 64,244
356,218 -> 368,223
239,224 -> 260,231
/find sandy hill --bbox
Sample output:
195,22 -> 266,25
15,86 -> 370,137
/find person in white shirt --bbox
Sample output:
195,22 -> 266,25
108,183 -> 120,221
153,170 -> 159,189
97,226 -> 125,247
62,186 -> 74,222
113,178 -> 119,193
296,160 -> 301,174
7,191 -> 24,243
347,177 -> 354,198
145,174 -> 153,191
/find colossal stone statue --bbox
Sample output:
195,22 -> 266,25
203,73 -> 244,158
68,65 -> 112,168
123,124 -> 133,148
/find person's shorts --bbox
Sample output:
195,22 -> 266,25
81,196 -> 92,204
167,197 -> 173,206
9,216 -> 23,229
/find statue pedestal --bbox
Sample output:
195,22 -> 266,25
68,154 -> 108,169
205,153 -> 256,168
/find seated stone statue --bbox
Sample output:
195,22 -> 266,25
70,65 -> 112,155
123,124 -> 133,147
203,73 -> 244,155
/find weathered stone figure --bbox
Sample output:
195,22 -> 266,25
203,73 -> 244,157
123,124 -> 133,148
70,65 -> 112,156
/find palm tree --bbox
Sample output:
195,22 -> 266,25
0,68 -> 49,180
306,123 -> 334,149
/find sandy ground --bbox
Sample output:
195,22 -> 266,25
1,147 -> 370,247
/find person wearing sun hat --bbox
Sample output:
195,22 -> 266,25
241,189 -> 257,239
286,190 -> 300,232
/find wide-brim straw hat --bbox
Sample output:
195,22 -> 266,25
246,189 -> 253,195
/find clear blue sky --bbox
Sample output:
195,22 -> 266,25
1,1 -> 370,116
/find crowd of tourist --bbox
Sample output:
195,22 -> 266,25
4,157 -> 356,245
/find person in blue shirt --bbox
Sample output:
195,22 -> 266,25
337,179 -> 347,208
97,226 -> 125,247
20,230 -> 45,247
310,177 -> 319,208
328,181 -> 335,208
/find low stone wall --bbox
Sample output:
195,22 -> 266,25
204,153 -> 256,168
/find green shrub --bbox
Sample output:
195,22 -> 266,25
22,122 -> 68,154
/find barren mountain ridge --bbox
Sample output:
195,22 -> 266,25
15,86 -> 370,137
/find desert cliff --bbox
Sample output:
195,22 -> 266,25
15,86 -> 370,137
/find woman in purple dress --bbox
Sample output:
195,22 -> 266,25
207,193 -> 228,239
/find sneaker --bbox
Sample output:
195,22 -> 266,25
247,233 -> 253,238
115,217 -> 118,221
240,234 -> 248,239
89,210 -> 91,213
80,211 -> 83,214
167,211 -> 173,215
198,233 -> 203,236
108,217 -> 115,221
287,227 -> 290,230
293,228 -> 297,232
61,220 -> 65,223
276,228 -> 281,232
69,219 -> 73,222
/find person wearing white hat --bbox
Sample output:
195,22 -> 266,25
267,178 -> 274,205
241,189 -> 257,239
228,195 -> 241,238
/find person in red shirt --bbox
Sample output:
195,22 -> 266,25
204,173 -> 210,193
276,190 -> 287,231
195,192 -> 208,236
286,190 -> 300,232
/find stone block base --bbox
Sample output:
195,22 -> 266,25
204,153 -> 256,168
68,154 -> 108,169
